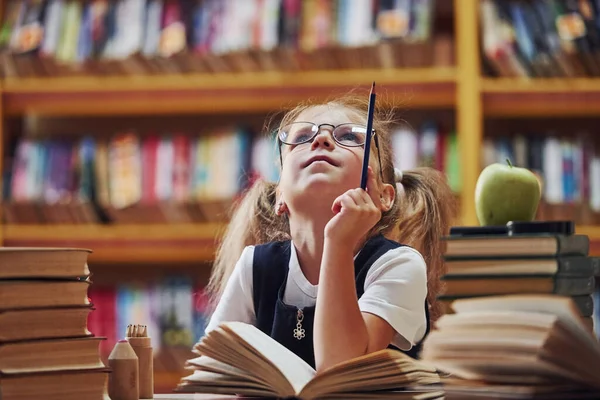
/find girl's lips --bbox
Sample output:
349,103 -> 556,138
302,155 -> 339,168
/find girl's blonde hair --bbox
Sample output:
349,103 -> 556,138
207,93 -> 457,322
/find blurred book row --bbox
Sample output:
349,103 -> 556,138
5,124 -> 600,226
3,129 -> 258,224
481,0 -> 600,78
0,0 -> 453,78
482,133 -> 600,225
88,276 -> 209,375
2,119 -> 460,224
392,120 -> 461,194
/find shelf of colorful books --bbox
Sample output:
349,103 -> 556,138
481,78 -> 600,117
0,67 -> 457,116
1,223 -> 224,264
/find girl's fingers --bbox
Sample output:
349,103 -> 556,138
346,188 -> 368,205
365,166 -> 382,209
332,192 -> 359,214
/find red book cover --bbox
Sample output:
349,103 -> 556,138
172,134 -> 191,203
88,286 -> 117,362
141,135 -> 159,205
435,127 -> 447,173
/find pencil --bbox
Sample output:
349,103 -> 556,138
360,82 -> 376,190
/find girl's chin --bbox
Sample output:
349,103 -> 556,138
295,173 -> 357,193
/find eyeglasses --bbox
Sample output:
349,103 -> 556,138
276,122 -> 384,181
278,122 -> 373,147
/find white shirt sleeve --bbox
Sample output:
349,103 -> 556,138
204,246 -> 256,334
357,246 -> 428,351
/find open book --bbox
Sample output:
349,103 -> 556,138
176,321 -> 443,400
420,294 -> 600,399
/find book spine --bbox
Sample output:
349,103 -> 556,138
553,275 -> 596,296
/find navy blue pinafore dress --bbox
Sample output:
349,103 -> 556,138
251,234 -> 430,368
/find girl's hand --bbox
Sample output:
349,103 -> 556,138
325,166 -> 383,248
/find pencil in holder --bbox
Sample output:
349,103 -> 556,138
126,324 -> 154,399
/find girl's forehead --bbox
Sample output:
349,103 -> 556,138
293,105 -> 365,125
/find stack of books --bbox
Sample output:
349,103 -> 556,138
421,294 -> 600,399
438,223 -> 597,333
0,247 -> 108,400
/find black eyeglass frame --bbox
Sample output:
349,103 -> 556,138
275,122 -> 385,183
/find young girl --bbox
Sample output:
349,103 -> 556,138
204,94 -> 456,372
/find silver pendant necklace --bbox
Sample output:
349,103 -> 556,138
293,308 -> 305,340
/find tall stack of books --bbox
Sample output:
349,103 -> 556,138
437,222 -> 597,334
0,247 -> 108,400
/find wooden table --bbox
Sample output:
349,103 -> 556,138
154,395 -> 255,399
155,395 -> 235,399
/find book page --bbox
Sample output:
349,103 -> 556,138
186,356 -> 267,386
340,391 -> 445,400
452,295 -> 600,360
434,310 -> 557,331
196,328 -> 286,391
300,350 -> 440,398
539,324 -> 600,387
179,369 -> 277,397
222,322 -> 316,394
429,358 -> 570,385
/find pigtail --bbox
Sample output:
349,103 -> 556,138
393,167 -> 457,323
206,179 -> 290,309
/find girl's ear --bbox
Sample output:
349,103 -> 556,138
379,183 -> 396,212
275,200 -> 288,216
275,190 -> 289,216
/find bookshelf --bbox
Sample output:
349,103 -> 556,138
2,0 -> 600,393
455,0 -> 481,232
0,78 -> 4,244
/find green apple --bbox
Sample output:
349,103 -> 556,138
475,159 -> 542,226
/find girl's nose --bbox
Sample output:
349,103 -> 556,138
310,129 -> 334,150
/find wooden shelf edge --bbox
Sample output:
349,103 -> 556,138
1,68 -> 457,116
1,223 -> 225,263
4,89 -> 456,117
482,78 -> 600,117
2,223 -> 224,239
481,78 -> 600,93
577,225 -> 600,238
3,67 -> 457,93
